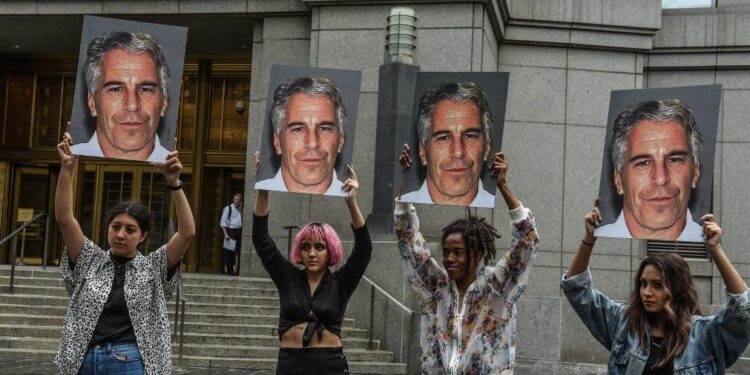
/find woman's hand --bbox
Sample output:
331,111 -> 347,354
343,164 -> 365,228
343,164 -> 358,202
584,198 -> 601,244
399,143 -> 412,172
157,150 -> 182,187
253,151 -> 270,216
702,213 -> 721,251
701,213 -> 747,294
254,150 -> 261,174
490,151 -> 508,188
57,124 -> 77,170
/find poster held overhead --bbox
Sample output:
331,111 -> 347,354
254,64 -> 362,197
595,85 -> 721,242
70,15 -> 187,162
399,72 -> 509,208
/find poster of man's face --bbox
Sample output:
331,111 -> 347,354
70,16 -> 187,162
595,85 -> 721,242
254,65 -> 362,196
399,72 -> 509,208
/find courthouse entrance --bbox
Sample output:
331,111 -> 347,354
4,165 -> 55,265
0,58 -> 250,273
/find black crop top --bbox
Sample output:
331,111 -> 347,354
252,214 -> 372,346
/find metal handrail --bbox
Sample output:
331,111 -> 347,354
1,212 -> 48,293
360,275 -> 416,374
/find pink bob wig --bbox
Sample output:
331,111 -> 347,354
290,222 -> 344,266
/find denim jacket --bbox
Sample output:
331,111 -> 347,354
561,269 -> 750,375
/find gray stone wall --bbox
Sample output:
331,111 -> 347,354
242,0 -> 750,370
5,0 -> 748,371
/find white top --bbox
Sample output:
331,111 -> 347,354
71,130 -> 170,162
400,179 -> 495,208
254,167 -> 346,197
220,204 -> 242,229
595,208 -> 704,242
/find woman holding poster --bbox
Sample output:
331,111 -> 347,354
562,200 -> 750,374
53,129 -> 194,375
252,154 -> 371,375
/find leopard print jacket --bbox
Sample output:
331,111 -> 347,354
54,237 -> 179,375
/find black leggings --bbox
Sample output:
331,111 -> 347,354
276,347 -> 349,375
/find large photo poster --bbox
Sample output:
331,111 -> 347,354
70,15 -> 188,162
399,72 -> 509,208
595,85 -> 721,242
254,64 -> 362,196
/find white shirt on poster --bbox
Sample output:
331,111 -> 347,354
400,179 -> 495,208
254,168 -> 346,197
595,208 -> 704,242
71,130 -> 170,162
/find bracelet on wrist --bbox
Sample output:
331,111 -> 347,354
167,182 -> 183,191
581,239 -> 595,247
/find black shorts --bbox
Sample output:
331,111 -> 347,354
276,347 -> 349,375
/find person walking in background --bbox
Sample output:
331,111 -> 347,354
221,192 -> 243,275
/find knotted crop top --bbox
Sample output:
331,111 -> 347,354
252,214 -> 372,346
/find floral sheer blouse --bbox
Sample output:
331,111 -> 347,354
394,202 -> 539,375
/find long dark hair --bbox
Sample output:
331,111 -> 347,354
106,201 -> 152,248
626,253 -> 701,367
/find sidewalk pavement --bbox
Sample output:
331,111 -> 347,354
0,355 -> 608,375
1,355 -> 743,375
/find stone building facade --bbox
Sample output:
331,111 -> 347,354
1,0 -> 749,371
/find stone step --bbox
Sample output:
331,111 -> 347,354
0,267 -> 61,279
0,285 -> 68,297
0,314 -> 365,338
171,293 -> 278,306
0,275 -> 66,288
174,343 -> 392,362
0,279 -> 279,299
0,267 -> 278,289
0,313 -> 63,326
0,347 -> 407,374
0,294 -> 278,314
181,285 -> 278,297
178,332 -> 378,350
167,311 -> 354,327
0,336 -> 59,350
172,321 -> 367,338
181,274 -> 275,289
167,301 -> 279,315
0,294 -> 69,307
176,356 -> 406,374
0,336 -> 383,361
0,303 -> 68,316
0,326 -> 376,350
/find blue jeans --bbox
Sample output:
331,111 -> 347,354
78,342 -> 144,375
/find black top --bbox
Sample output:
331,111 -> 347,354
643,337 -> 674,375
89,254 -> 137,347
252,214 -> 372,346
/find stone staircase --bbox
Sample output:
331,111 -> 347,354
0,266 -> 407,374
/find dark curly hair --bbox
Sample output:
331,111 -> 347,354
441,215 -> 500,267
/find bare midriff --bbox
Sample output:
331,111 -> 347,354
280,322 -> 342,348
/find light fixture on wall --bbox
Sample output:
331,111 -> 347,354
386,7 -> 417,64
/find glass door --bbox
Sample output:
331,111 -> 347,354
9,166 -> 51,265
